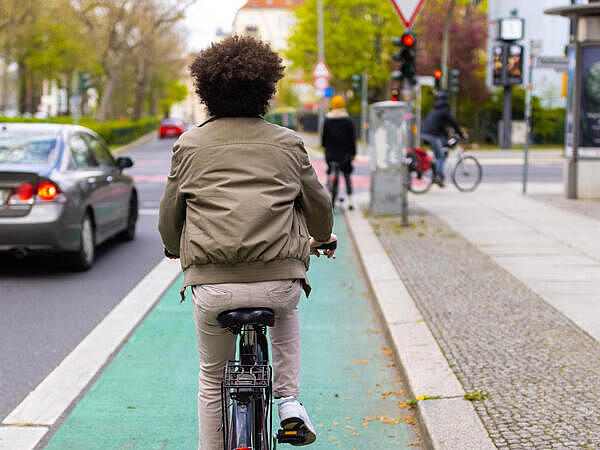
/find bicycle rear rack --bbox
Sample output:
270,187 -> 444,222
223,362 -> 271,403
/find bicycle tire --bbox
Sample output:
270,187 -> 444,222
408,167 -> 434,194
452,155 -> 482,192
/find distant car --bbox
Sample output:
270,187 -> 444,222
158,118 -> 184,138
0,123 -> 138,269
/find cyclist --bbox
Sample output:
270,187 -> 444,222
321,95 -> 356,209
158,35 -> 336,449
421,90 -> 465,187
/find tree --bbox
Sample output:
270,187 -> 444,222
286,0 -> 402,99
415,0 -> 488,103
159,80 -> 187,118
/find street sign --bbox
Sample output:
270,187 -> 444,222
388,0 -> 426,29
312,60 -> 331,79
535,56 -> 569,72
324,86 -> 334,98
314,77 -> 329,91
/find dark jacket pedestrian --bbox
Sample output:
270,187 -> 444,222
321,95 -> 356,207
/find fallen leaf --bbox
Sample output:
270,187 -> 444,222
345,397 -> 352,400
363,329 -> 379,334
381,347 -> 392,356
329,436 -> 337,441
333,422 -> 339,426
351,373 -> 357,377
126,406 -> 136,409
381,391 -> 404,399
385,363 -> 395,367
375,383 -> 381,387
397,401 -> 410,409
366,390 -> 374,395
317,423 -> 324,427
344,425 -> 356,430
344,417 -> 352,421
351,433 -> 360,436
363,417 -> 381,422
353,359 -> 370,364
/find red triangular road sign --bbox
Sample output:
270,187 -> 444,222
312,60 -> 331,79
388,0 -> 426,29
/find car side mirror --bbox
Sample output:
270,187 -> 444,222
115,156 -> 134,169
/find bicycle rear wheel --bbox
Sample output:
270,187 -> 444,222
452,155 -> 482,192
409,167 -> 434,194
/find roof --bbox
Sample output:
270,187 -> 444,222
545,4 -> 600,17
241,0 -> 304,9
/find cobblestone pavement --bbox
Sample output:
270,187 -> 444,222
370,209 -> 600,448
530,194 -> 600,221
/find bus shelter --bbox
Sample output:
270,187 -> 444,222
546,3 -> 600,198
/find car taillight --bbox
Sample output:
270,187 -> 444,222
8,183 -> 35,205
38,181 -> 59,201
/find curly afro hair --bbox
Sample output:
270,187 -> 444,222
190,35 -> 285,118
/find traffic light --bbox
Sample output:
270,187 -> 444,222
391,32 -> 417,85
351,74 -> 362,91
449,69 -> 460,93
79,73 -> 91,94
433,69 -> 443,90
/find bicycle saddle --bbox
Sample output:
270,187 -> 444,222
217,308 -> 275,330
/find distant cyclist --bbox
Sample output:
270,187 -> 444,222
421,90 -> 465,187
321,95 -> 356,209
158,36 -> 336,449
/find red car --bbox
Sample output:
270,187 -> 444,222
158,118 -> 184,138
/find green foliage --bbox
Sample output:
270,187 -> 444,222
276,78 -> 301,109
0,116 -> 160,146
286,0 -> 402,94
159,81 -> 188,118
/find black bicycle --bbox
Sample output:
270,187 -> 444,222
218,241 -> 337,450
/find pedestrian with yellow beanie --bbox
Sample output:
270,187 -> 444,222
321,95 -> 356,209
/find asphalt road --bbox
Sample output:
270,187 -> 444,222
0,137 -> 176,420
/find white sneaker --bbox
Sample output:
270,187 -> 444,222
278,397 -> 316,445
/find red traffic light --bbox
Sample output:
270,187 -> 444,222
402,33 -> 415,47
433,69 -> 442,79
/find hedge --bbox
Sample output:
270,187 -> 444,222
0,116 -> 160,146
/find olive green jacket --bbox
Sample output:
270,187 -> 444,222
158,117 -> 333,300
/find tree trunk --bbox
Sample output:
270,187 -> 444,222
149,87 -> 158,117
18,61 -> 27,115
97,73 -> 116,121
1,52 -> 9,112
132,58 -> 148,121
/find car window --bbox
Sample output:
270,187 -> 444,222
0,132 -> 58,165
70,133 -> 98,169
85,133 -> 116,168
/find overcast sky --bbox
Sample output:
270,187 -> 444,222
182,0 -> 247,51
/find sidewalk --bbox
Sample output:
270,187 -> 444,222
37,216 -> 421,449
345,181 -> 600,448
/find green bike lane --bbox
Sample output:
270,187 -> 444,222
45,214 -> 421,449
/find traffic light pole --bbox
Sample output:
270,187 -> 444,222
401,78 -> 413,228
502,85 -> 512,149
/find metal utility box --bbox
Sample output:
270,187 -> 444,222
369,101 -> 410,215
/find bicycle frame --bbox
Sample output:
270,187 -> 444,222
221,324 -> 273,450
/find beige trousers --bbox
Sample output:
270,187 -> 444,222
192,279 -> 302,450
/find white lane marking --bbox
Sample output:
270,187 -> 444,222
2,258 -> 181,430
139,208 -> 159,216
0,426 -> 48,450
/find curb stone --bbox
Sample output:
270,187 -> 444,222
112,130 -> 158,156
343,199 -> 495,450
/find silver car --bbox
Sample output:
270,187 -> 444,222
0,123 -> 138,269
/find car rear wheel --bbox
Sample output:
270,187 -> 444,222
71,212 -> 95,270
119,193 -> 138,241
